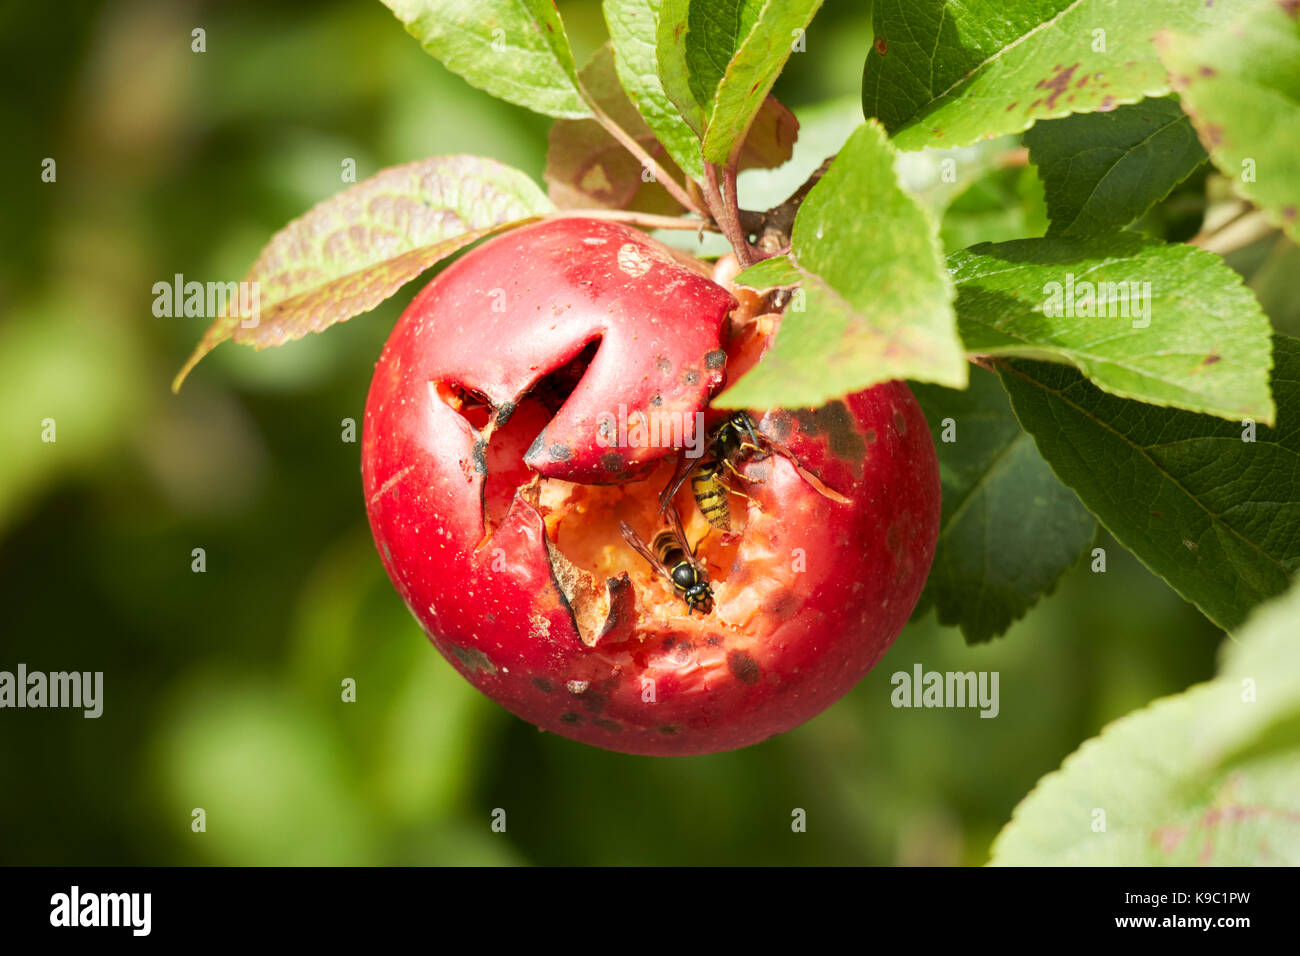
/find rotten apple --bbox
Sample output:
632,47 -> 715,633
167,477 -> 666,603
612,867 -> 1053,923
361,217 -> 940,756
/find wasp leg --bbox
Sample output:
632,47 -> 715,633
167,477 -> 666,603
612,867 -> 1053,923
721,458 -> 764,487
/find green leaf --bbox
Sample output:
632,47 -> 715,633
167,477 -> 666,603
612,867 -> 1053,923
381,0 -> 590,119
997,334 -> 1300,633
991,578 -> 1300,865
1156,0 -> 1300,243
718,121 -> 966,408
657,0 -> 821,163
605,0 -> 706,180
951,235 -> 1275,423
545,44 -> 688,215
912,368 -> 1096,644
1025,96 -> 1207,237
862,0 -> 1253,151
699,1 -> 823,165
174,156 -> 551,390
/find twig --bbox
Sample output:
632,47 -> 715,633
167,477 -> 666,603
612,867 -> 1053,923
547,208 -> 718,232
739,153 -> 837,257
1188,208 -> 1277,256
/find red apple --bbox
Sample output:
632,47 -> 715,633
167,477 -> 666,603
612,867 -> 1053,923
362,217 -> 940,755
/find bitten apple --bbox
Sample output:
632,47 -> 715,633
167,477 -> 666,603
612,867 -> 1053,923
362,217 -> 940,755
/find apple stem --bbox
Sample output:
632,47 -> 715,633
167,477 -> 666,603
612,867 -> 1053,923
705,163 -> 756,267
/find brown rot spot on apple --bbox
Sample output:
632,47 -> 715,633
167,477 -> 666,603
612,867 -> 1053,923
448,644 -> 498,676
728,650 -> 761,686
361,218 -> 941,755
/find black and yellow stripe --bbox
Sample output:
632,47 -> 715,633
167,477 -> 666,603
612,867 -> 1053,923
690,460 -> 732,530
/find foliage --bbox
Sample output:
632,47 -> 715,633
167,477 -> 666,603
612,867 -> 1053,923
4,0 -> 1294,865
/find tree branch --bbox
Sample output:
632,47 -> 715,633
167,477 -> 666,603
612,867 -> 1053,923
740,153 -> 837,257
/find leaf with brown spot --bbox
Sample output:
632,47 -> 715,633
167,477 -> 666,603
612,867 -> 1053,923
173,156 -> 552,391
1157,0 -> 1300,242
993,580 -> 1300,865
863,0 -> 1253,151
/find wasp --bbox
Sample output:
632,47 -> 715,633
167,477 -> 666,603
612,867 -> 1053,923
620,504 -> 714,615
660,411 -> 848,531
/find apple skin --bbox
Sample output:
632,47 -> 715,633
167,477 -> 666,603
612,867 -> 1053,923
362,217 -> 940,756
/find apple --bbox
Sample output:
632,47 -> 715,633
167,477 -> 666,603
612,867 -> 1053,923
362,217 -> 940,755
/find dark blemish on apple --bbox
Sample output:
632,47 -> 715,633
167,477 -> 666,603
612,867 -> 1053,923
549,442 -> 572,461
1006,101 -> 1018,111
598,416 -> 616,444
449,644 -> 498,675
580,692 -> 608,714
600,451 -> 623,473
661,636 -> 675,648
1204,123 -> 1224,146
532,677 -> 555,693
593,718 -> 622,733
887,523 -> 903,555
1202,353 -> 1221,366
658,723 -> 680,735
650,392 -> 663,407
494,400 -> 516,426
526,431 -> 545,461
1283,206 -> 1297,221
656,355 -> 672,373
769,590 -> 799,623
706,635 -> 721,647
682,367 -> 701,386
792,409 -> 821,436
1200,65 -> 1216,77
727,650 -> 761,686
472,439 -> 488,475
893,408 -> 908,436
821,402 -> 870,467
705,349 -> 726,370
865,428 -> 877,444
560,712 -> 583,725
1076,76 -> 1089,89
1034,62 -> 1079,110
875,36 -> 888,55
1282,0 -> 1299,20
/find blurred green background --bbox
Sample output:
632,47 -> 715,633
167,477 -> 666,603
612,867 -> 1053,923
1,0 -> 1288,866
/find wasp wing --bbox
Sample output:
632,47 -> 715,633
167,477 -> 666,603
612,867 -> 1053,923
661,500 -> 699,559
620,521 -> 672,581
